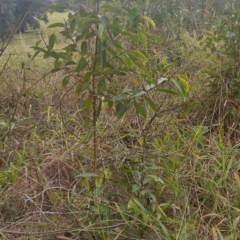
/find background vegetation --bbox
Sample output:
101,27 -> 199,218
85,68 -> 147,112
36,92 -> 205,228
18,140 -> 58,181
0,0 -> 240,239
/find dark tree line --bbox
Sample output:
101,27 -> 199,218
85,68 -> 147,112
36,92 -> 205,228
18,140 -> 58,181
0,0 -> 51,40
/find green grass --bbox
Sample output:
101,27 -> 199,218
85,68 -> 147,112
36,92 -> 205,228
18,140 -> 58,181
0,12 -> 69,73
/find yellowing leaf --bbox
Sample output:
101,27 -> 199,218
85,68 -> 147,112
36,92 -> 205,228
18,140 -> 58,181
138,136 -> 145,146
143,16 -> 156,29
156,205 -> 167,220
177,75 -> 189,93
234,172 -> 240,189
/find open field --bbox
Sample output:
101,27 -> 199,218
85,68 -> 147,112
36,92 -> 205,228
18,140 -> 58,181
0,12 -> 69,72
1,3 -> 240,240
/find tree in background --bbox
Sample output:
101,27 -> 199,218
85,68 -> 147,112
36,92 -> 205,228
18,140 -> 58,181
0,0 -> 17,40
15,0 -> 51,33
0,0 -> 51,40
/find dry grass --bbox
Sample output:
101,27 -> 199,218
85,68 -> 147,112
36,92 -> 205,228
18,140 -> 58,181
1,12 -> 240,240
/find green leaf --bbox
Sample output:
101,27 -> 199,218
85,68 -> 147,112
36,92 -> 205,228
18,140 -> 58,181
82,129 -> 94,143
96,99 -> 102,120
81,41 -> 88,55
0,121 -> 8,128
112,94 -> 126,101
99,43 -> 106,69
125,55 -> 134,69
83,117 -> 90,129
51,68 -> 61,73
98,24 -> 106,42
143,175 -> 164,184
128,50 -> 148,62
137,27 -> 147,48
48,33 -> 56,51
116,102 -> 126,120
122,31 -> 138,43
70,19 -> 76,34
31,50 -> 41,60
48,22 -> 65,28
173,79 -> 186,101
75,63 -> 88,73
83,96 -> 93,114
65,61 -> 76,66
75,58 -> 88,72
60,30 -> 71,39
97,15 -> 110,27
133,89 -> 146,97
126,8 -> 140,20
50,51 -> 58,59
80,17 -> 99,25
134,102 -> 147,118
132,184 -> 141,193
62,76 -> 70,87
75,84 -> 81,97
148,33 -> 162,43
43,52 -> 51,59
157,88 -> 179,95
144,96 -> 157,111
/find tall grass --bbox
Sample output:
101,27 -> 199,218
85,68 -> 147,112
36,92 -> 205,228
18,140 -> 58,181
0,10 -> 240,240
